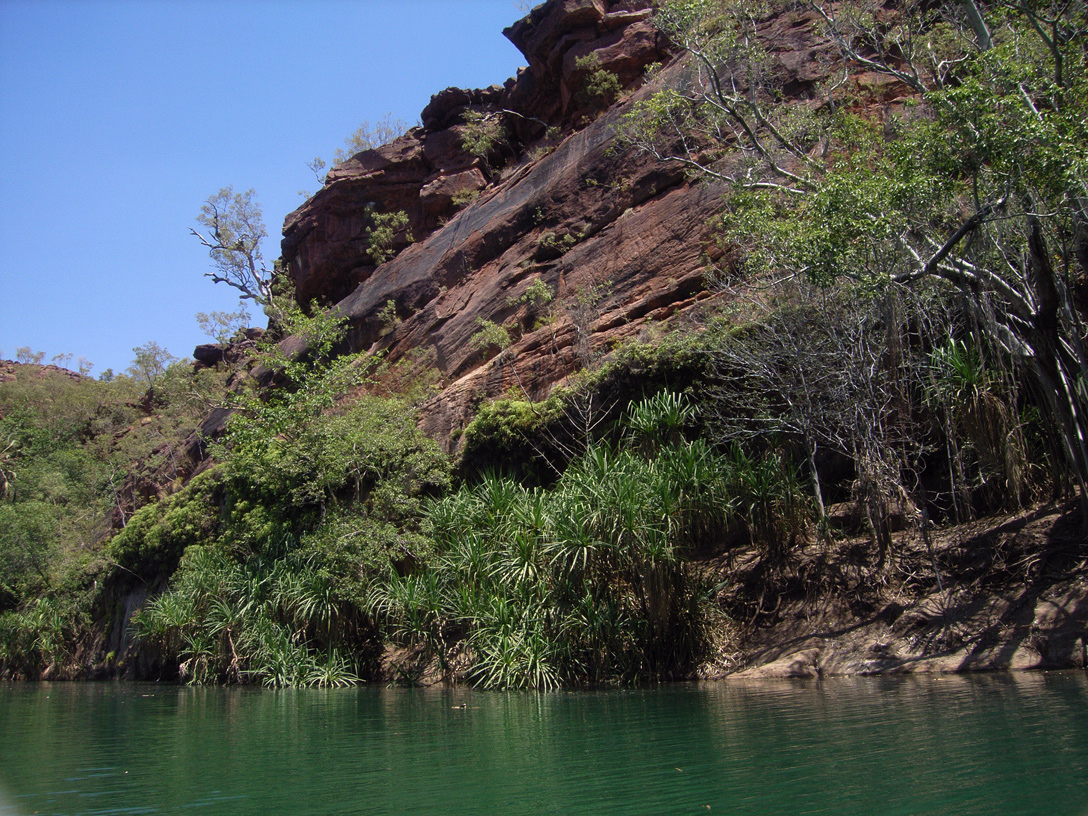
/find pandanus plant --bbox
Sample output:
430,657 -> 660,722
376,393 -> 739,688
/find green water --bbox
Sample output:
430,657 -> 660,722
1,673 -> 1086,816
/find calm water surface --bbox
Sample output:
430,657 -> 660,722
1,673 -> 1086,815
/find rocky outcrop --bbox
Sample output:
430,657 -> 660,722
278,1 -> 867,453
282,0 -> 670,309
502,0 -> 662,130
720,501 -> 1088,679
191,327 -> 264,372
0,360 -> 90,384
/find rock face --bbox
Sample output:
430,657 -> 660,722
282,0 -> 669,309
280,1 -> 843,450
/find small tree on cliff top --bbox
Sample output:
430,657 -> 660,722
307,114 -> 410,181
191,187 -> 278,307
127,341 -> 177,393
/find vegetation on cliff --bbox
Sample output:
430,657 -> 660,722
2,0 -> 1086,687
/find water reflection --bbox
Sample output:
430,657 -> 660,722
1,674 -> 1086,816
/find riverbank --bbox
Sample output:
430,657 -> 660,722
706,498 -> 1088,679
375,498 -> 1088,686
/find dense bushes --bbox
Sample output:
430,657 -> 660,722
374,393 -> 810,688
130,395 -> 450,686
135,544 -> 366,687
0,359 -> 229,677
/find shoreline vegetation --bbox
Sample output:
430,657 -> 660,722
3,0 -> 1087,688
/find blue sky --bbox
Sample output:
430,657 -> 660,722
0,0 -> 527,375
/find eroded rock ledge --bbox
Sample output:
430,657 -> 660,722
280,0 -> 854,451
282,0 -> 669,309
712,501 -> 1088,680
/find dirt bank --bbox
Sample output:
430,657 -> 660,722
704,499 -> 1088,679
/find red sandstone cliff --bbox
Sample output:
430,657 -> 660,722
277,0 -> 845,450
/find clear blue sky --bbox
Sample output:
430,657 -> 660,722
0,0 -> 527,375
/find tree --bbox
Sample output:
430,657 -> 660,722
15,347 -> 45,365
704,284 -> 932,564
307,114 -> 410,181
459,109 -> 507,176
365,209 -> 412,265
127,342 -> 176,393
196,306 -> 251,345
620,0 -> 1088,517
574,54 -> 622,111
334,113 -> 409,164
191,187 -> 277,306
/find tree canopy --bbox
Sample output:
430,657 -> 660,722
619,0 -> 1088,516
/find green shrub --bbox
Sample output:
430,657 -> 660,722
365,210 -> 412,265
135,543 -> 364,687
376,413 -> 731,688
126,393 -> 450,686
459,109 -> 506,175
575,54 -> 622,110
450,188 -> 480,208
106,472 -> 220,580
469,319 -> 512,354
0,595 -> 85,679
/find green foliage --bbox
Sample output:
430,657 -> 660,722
0,595 -> 84,679
469,319 -> 512,355
215,308 -> 447,515
365,210 -> 412,265
0,502 -> 57,608
196,306 -> 251,345
192,187 -> 277,306
621,389 -> 697,453
929,338 -> 1028,507
377,299 -> 400,336
123,388 -> 449,686
459,328 -> 715,481
334,114 -> 409,165
463,395 -> 567,453
135,544 -> 362,687
458,392 -> 576,482
450,188 -> 481,208
459,109 -> 506,175
536,230 -> 580,259
216,304 -> 362,455
127,341 -> 177,391
575,54 -> 622,109
508,278 -> 555,312
119,307 -> 450,686
375,400 -> 736,688
15,347 -> 46,364
0,358 -> 233,655
130,390 -> 450,686
721,445 -> 807,564
626,0 -> 1088,515
105,473 -> 220,580
0,302 -> 447,683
